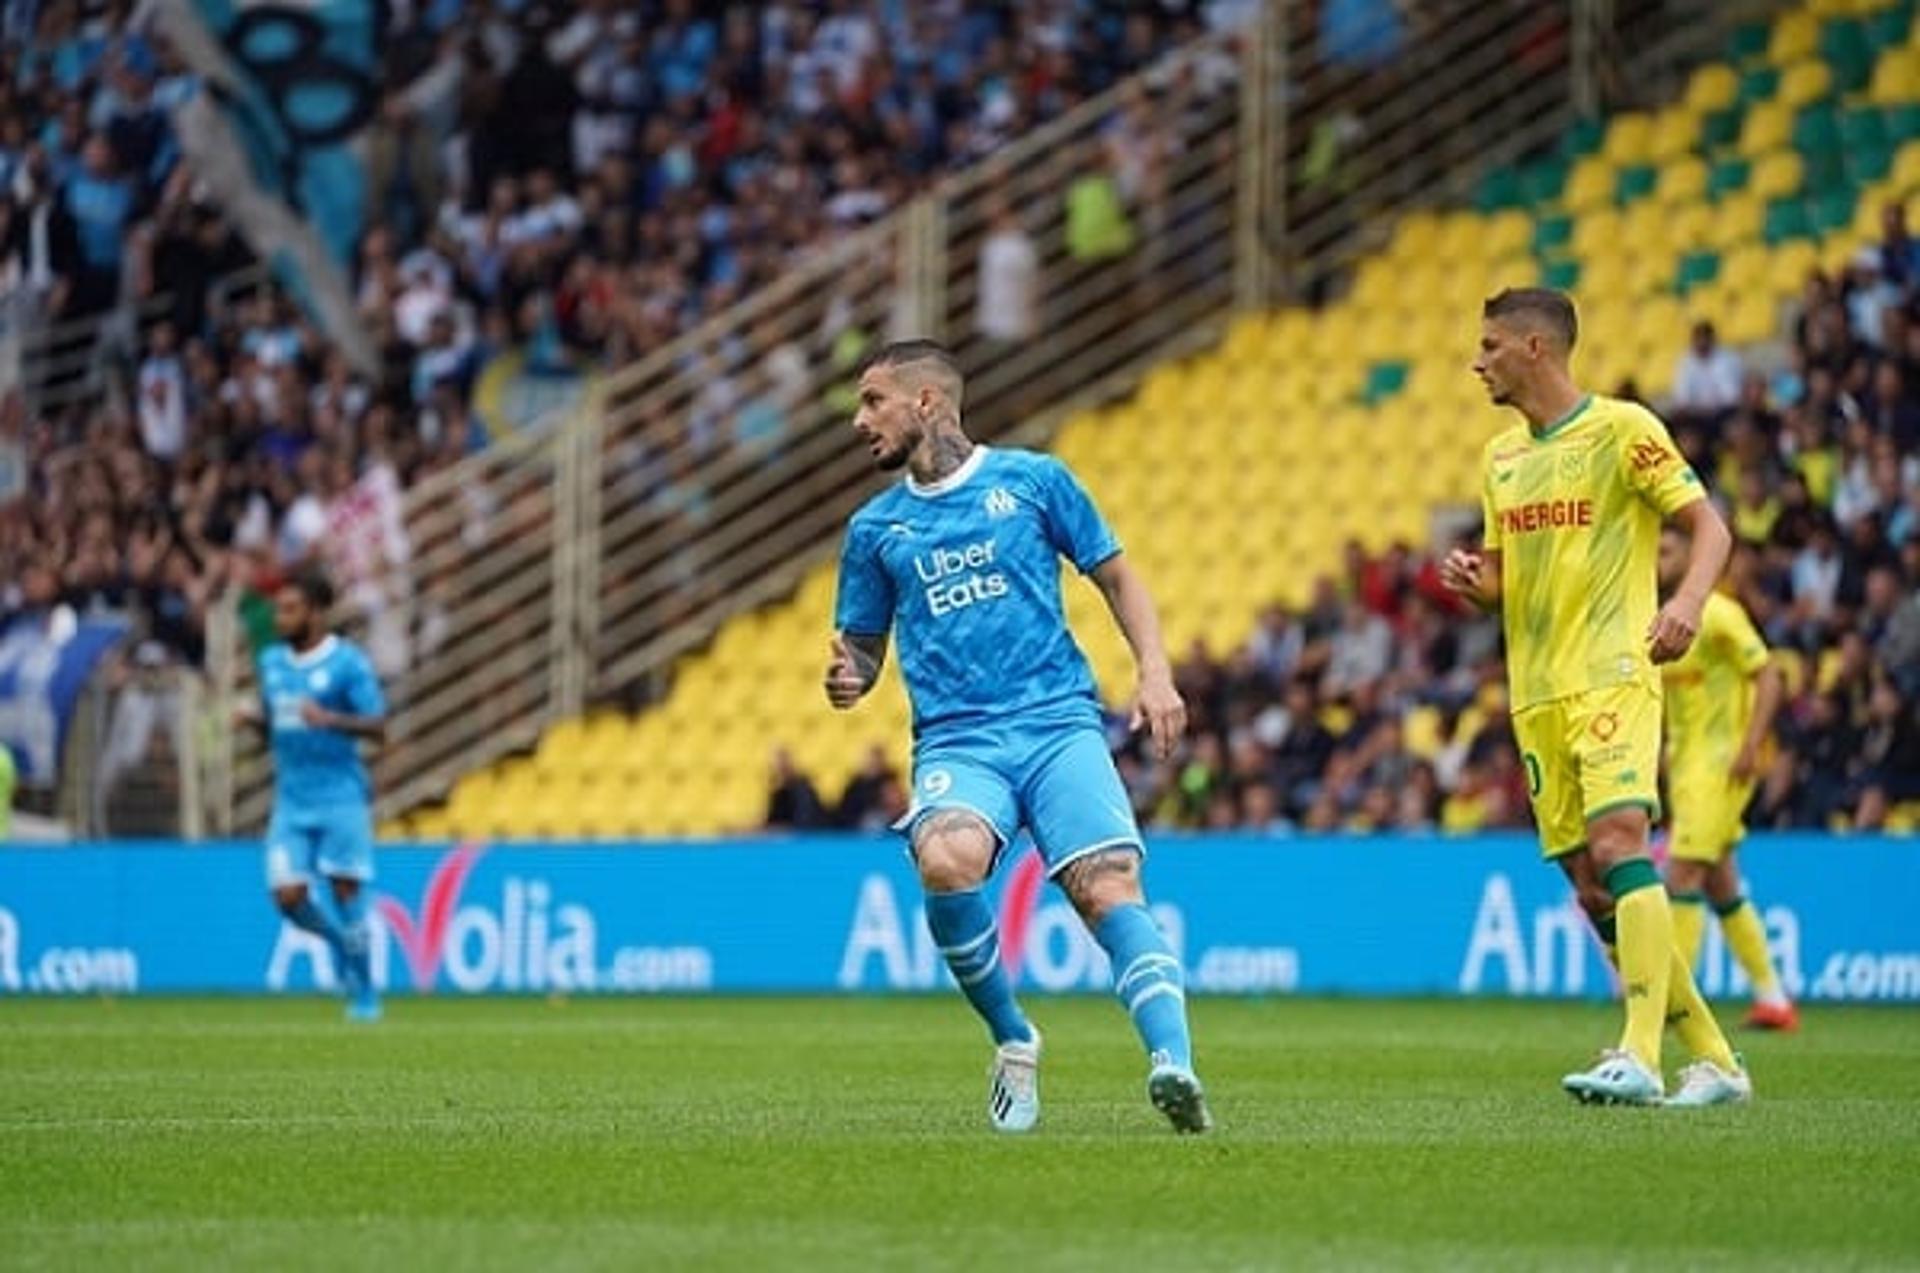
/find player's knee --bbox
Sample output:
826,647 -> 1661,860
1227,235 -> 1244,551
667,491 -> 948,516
1665,858 -> 1709,893
1060,847 -> 1144,926
1585,810 -> 1649,870
913,812 -> 996,892
271,882 -> 308,914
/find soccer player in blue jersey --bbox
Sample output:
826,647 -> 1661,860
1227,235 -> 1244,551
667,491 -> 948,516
239,573 -> 388,1021
826,341 -> 1209,1134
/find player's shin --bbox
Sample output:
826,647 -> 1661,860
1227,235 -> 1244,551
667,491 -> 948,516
1716,896 -> 1787,1005
925,889 -> 1033,1045
281,891 -> 346,970
1669,890 -> 1708,969
333,886 -> 375,1005
1608,860 -> 1675,1073
1664,943 -> 1739,1071
1095,904 -> 1193,1071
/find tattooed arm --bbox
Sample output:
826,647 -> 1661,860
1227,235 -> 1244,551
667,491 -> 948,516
825,631 -> 889,709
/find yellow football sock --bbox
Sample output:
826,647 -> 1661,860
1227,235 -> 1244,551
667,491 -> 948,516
1608,861 -> 1674,1073
1716,896 -> 1784,1001
1664,945 -> 1739,1071
1669,890 -> 1707,970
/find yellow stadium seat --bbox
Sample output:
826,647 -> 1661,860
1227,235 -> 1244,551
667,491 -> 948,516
1777,59 -> 1833,109
1647,108 -> 1699,163
1767,11 -> 1819,63
1870,49 -> 1920,104
1684,63 -> 1739,113
1894,141 -> 1920,191
1563,156 -> 1616,213
1768,240 -> 1821,295
1739,103 -> 1793,158
1709,195 -> 1765,249
1602,112 -> 1655,166
1571,207 -> 1624,258
1656,156 -> 1708,205
1750,150 -> 1806,201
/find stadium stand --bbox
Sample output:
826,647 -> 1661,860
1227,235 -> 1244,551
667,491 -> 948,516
408,0 -> 1920,842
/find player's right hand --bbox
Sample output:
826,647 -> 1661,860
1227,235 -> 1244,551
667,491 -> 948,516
1439,548 -> 1484,600
824,636 -> 867,710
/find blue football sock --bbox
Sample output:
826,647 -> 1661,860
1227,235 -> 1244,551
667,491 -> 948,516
332,886 -> 375,1004
925,889 -> 1033,1046
1096,904 -> 1194,1071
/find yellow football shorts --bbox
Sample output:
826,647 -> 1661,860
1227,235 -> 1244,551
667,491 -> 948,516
1511,680 -> 1664,859
1667,765 -> 1755,862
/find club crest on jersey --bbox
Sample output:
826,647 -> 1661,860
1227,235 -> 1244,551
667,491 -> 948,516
1589,712 -> 1620,742
984,487 -> 1018,518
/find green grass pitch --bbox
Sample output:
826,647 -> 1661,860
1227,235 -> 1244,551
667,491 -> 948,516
2,997 -> 1917,1270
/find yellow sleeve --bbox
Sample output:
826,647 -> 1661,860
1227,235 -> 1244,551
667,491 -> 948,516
1618,406 -> 1704,515
1717,598 -> 1771,676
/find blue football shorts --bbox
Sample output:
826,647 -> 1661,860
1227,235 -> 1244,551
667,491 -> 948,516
264,802 -> 376,888
896,717 -> 1142,877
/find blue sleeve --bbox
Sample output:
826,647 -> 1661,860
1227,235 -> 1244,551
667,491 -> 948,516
833,521 -> 895,637
1038,457 -> 1121,574
343,649 -> 386,718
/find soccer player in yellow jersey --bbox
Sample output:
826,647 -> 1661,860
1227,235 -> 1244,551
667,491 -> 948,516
1656,527 -> 1798,1031
1442,288 -> 1752,1107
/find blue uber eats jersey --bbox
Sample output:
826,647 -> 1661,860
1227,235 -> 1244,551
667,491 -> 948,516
834,446 -> 1120,741
258,635 -> 385,809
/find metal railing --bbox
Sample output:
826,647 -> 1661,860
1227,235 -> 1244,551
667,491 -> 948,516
202,0 -> 1768,833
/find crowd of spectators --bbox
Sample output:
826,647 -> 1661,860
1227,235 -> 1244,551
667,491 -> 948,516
2,1 -> 1221,684
770,202 -> 1920,836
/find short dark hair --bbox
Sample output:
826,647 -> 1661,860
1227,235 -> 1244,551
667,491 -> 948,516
862,340 -> 965,404
287,570 -> 335,612
1483,288 -> 1578,351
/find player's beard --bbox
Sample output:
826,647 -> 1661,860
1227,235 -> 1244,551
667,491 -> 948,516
872,423 -> 920,471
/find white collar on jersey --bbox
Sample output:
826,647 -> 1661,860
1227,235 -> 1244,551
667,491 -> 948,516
905,444 -> 989,498
289,633 -> 339,668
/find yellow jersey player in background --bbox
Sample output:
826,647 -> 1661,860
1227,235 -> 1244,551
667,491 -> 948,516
1442,287 -> 1752,1108
1656,527 -> 1798,1031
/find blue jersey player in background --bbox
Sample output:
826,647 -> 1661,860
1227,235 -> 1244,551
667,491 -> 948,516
828,341 -> 1210,1134
239,572 -> 388,1021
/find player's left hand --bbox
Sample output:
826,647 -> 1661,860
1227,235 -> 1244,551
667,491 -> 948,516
1130,674 -> 1187,762
299,700 -> 336,730
1647,595 -> 1703,665
1730,741 -> 1761,783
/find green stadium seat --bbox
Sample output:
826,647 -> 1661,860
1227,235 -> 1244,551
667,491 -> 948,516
1532,213 -> 1574,253
1811,188 -> 1857,237
1475,167 -> 1523,213
1890,103 -> 1920,143
1843,107 -> 1890,154
1848,145 -> 1895,185
1559,117 -> 1605,160
1708,157 -> 1751,200
1738,66 -> 1780,107
1519,160 -> 1569,205
1362,361 -> 1409,406
1793,104 -> 1842,154
1820,20 -> 1873,94
1700,106 -> 1742,150
1765,197 -> 1813,244
1802,147 -> 1847,193
1541,257 -> 1581,291
1614,165 -> 1658,204
1725,21 -> 1769,64
1867,3 -> 1915,50
1675,251 -> 1721,294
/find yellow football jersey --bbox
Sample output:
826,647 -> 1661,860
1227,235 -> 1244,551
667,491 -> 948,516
1662,591 -> 1770,768
1480,394 -> 1705,710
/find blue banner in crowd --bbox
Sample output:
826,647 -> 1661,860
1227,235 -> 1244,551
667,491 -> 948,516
148,0 -> 382,372
0,618 -> 127,784
0,835 -> 1916,1000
